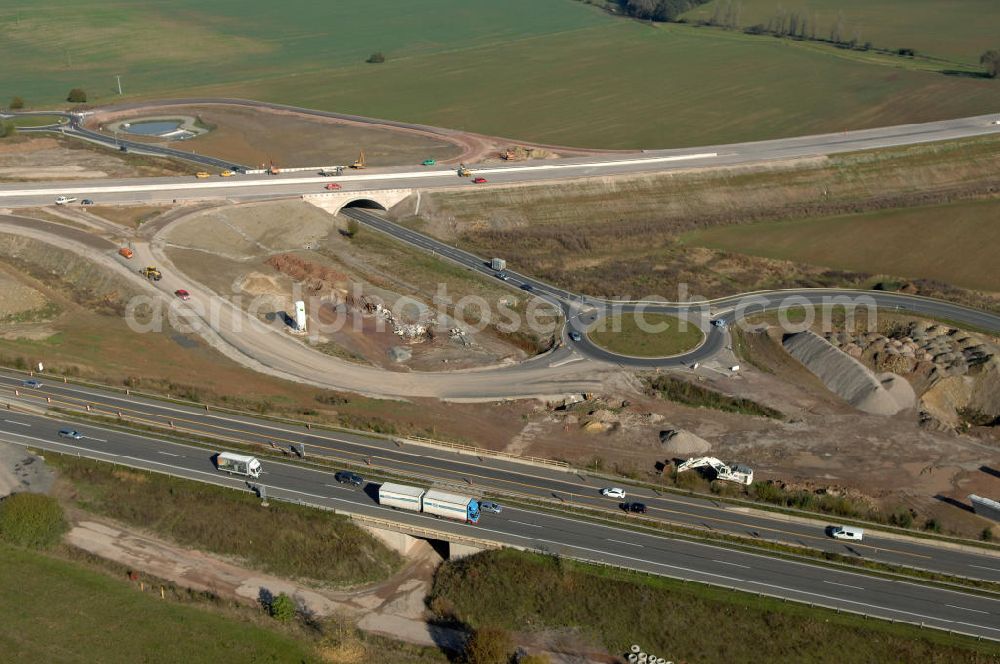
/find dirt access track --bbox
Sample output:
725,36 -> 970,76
83,98 -> 631,168
0,212 -> 613,400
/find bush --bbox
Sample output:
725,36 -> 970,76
981,527 -> 994,542
923,517 -> 942,533
889,507 -> 913,529
9,96 -> 24,110
366,52 -> 386,64
0,493 -> 68,549
66,88 -> 87,103
463,626 -> 513,664
268,592 -> 296,621
0,120 -> 14,139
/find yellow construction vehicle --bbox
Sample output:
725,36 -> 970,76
457,164 -> 471,177
350,150 -> 366,169
139,266 -> 162,282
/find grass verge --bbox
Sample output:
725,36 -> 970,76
645,374 -> 784,419
49,453 -> 402,587
0,542 -> 316,664
429,549 -> 1000,663
588,313 -> 703,357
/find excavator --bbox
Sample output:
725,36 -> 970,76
675,457 -> 754,485
350,150 -> 366,169
139,266 -> 162,282
457,163 -> 471,177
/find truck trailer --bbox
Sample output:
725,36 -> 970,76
422,489 -> 480,523
215,452 -> 262,478
377,483 -> 480,524
378,482 -> 426,513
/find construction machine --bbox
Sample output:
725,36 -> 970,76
139,266 -> 162,282
350,150 -> 366,169
457,163 -> 471,177
675,457 -> 753,485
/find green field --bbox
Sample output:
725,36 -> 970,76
683,0 -> 999,65
682,198 -> 1000,293
0,543 -> 315,663
588,313 -> 703,357
430,549 -> 1000,663
3,1 -> 1000,148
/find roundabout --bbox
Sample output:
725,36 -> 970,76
585,312 -> 705,359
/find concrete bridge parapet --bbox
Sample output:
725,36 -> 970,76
303,189 -> 414,215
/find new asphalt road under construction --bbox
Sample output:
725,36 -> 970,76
0,404 -> 997,640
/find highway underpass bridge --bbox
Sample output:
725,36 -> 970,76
304,189 -> 412,215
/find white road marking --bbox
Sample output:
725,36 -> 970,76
946,605 -> 990,615
969,564 -> 1000,573
714,559 -> 750,569
85,437 -> 107,442
607,538 -> 643,547
3,419 -> 30,427
823,580 -> 864,591
157,451 -> 180,457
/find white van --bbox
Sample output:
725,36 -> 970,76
830,525 -> 864,541
55,196 -> 77,205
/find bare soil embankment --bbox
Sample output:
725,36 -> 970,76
782,330 -> 915,416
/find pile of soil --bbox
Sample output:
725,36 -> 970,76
782,331 -> 915,416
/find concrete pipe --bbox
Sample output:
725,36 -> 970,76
627,655 -> 638,663
631,645 -> 641,653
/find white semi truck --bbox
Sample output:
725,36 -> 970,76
215,452 -> 262,478
378,482 -> 481,524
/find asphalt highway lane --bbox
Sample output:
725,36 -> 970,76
1,411 -> 997,640
3,369 -> 998,584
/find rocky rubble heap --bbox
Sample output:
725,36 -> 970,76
825,321 -> 1000,430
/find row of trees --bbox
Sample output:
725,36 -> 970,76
617,0 -> 1000,76
617,0 -> 710,22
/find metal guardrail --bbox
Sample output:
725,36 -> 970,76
15,437 -> 997,643
401,435 -> 569,470
2,367 -> 574,470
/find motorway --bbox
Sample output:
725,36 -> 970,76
2,109 -> 1000,208
1,407 -> 997,639
2,368 -> 998,584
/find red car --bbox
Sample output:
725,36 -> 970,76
174,289 -> 190,301
472,177 -> 488,184
324,183 -> 342,190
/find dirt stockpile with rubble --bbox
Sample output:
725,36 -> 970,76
826,321 -> 1000,431
782,331 -> 915,416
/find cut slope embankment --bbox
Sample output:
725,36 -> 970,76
782,331 -> 914,416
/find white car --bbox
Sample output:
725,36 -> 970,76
601,487 -> 626,499
830,525 -> 864,541
992,119 -> 1000,125
55,196 -> 77,205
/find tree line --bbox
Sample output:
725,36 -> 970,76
616,0 -> 711,22
601,0 -> 1000,77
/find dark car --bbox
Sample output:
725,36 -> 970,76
520,283 -> 534,291
58,428 -> 83,440
480,501 -> 502,514
81,199 -> 94,205
335,471 -> 364,487
622,502 -> 647,514
496,271 -> 509,281
21,379 -> 43,388
568,331 -> 582,342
